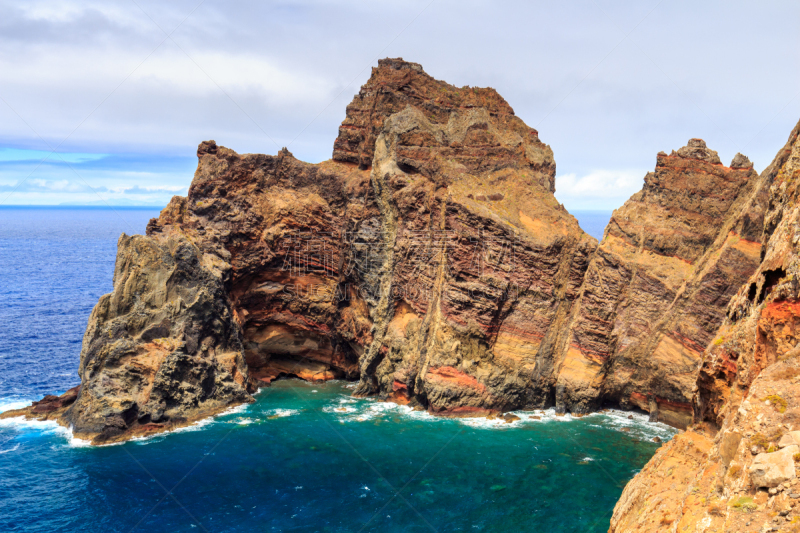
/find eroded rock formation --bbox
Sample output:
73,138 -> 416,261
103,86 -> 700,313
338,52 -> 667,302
556,139 -> 767,427
4,59 -> 598,443
2,66 -> 795,533
609,119 -> 800,532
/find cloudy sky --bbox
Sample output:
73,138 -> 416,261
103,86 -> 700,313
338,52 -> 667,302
1,0 -> 798,210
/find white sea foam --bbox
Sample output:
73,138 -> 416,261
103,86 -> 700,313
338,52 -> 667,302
129,407 -> 254,446
398,406 -> 433,422
65,433 -> 94,448
456,417 -> 507,429
266,408 -> 301,418
172,417 -> 215,434
0,399 -> 35,414
330,398 -> 679,442
323,405 -> 357,414
221,403 -> 250,416
0,385 -> 677,449
129,434 -> 166,445
0,415 -> 61,432
0,444 -> 20,454
325,398 -> 403,423
337,396 -> 358,405
572,409 -> 677,442
0,415 -> 98,448
146,403 -> 254,437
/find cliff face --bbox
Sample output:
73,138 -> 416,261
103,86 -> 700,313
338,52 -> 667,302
4,58 -> 602,444
3,58 -> 794,518
609,119 -> 800,532
555,140 -> 767,427
63,230 -> 253,441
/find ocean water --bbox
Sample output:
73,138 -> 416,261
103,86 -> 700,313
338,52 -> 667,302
571,211 -> 612,241
0,207 -> 673,533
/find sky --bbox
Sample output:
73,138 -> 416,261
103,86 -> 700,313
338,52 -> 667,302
0,1 -> 798,210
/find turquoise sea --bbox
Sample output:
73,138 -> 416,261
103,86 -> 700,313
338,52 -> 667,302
0,207 -> 669,533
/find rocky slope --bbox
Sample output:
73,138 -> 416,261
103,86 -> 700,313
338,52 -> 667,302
609,119 -> 800,532
555,139 -> 767,427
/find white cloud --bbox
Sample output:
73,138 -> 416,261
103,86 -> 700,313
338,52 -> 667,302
1,50 -> 332,104
0,147 -> 107,163
0,178 -> 185,195
556,169 -> 644,198
0,0 -> 798,207
0,179 -> 104,193
555,169 -> 645,211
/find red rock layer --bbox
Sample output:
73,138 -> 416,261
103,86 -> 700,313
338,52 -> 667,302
695,121 -> 800,429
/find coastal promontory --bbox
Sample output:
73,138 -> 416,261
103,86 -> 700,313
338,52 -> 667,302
6,57 -> 800,533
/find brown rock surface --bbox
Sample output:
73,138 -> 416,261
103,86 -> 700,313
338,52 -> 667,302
8,57 -> 798,533
749,445 -> 798,488
10,57 -> 800,533
556,138 -> 765,427
7,59 -> 598,444
610,118 -> 800,532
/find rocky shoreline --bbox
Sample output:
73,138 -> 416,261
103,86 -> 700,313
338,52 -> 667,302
6,58 -> 800,532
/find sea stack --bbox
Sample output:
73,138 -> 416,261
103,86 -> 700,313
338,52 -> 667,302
6,59 -> 598,444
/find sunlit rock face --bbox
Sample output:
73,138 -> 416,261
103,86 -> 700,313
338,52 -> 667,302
9,58 -> 591,444
2,59 -> 784,456
556,138 -> 766,428
610,119 -> 800,533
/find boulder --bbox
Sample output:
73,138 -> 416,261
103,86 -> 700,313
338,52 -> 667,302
749,445 -> 799,488
778,432 -> 800,448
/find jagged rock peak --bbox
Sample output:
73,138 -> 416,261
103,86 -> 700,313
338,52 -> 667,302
332,58 -> 519,169
730,152 -> 754,169
673,138 -> 721,164
608,117 -> 800,533
197,140 -> 218,156
376,57 -> 424,72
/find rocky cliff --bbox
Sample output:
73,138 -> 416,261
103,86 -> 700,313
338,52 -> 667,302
555,139 -> 767,427
609,119 -> 800,532
3,58 -> 599,443
1,64 -> 793,533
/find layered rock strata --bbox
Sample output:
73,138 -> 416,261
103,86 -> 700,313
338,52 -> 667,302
2,56 -> 791,516
556,139 -> 767,427
4,59 -> 597,443
610,119 -> 800,532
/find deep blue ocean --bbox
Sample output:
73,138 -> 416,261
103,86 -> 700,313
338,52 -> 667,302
0,207 -> 669,533
571,211 -> 611,241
